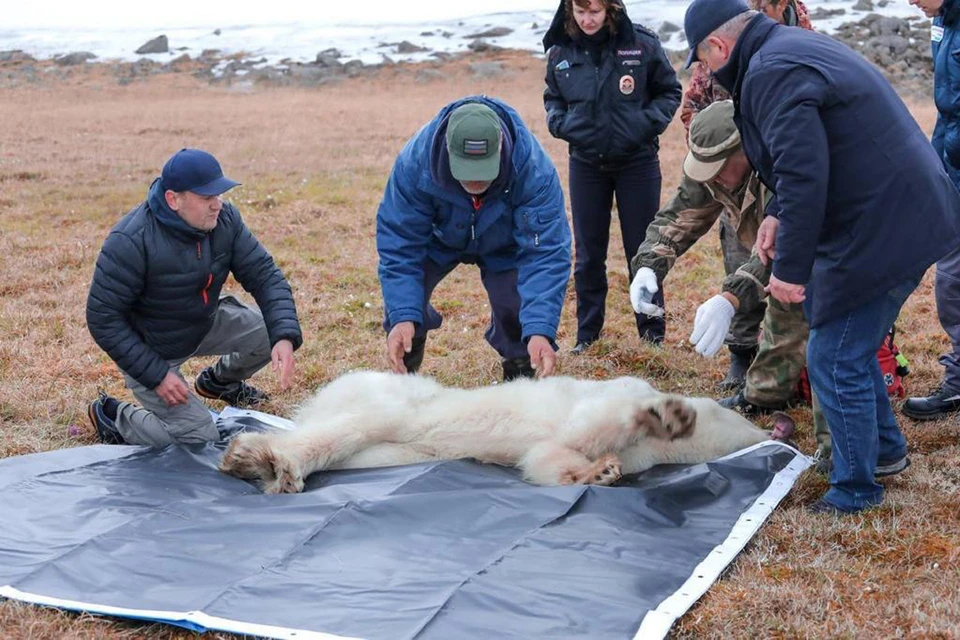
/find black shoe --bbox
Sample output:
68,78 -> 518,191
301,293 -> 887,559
901,384 -> 960,420
717,390 -> 785,416
718,345 -> 757,391
806,498 -> 856,516
195,367 -> 269,408
502,357 -> 535,382
87,391 -> 125,445
570,340 -> 595,355
813,455 -> 910,479
875,455 -> 911,478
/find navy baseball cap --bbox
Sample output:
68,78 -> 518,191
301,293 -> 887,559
160,148 -> 241,196
684,0 -> 750,68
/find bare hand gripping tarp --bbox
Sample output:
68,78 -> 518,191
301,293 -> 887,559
0,408 -> 810,639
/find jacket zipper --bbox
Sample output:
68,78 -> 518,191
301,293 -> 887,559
470,195 -> 482,241
197,241 -> 213,305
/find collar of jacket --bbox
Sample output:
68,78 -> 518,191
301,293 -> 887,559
712,13 -> 778,100
942,0 -> 960,25
145,177 -> 208,241
542,0 -> 637,52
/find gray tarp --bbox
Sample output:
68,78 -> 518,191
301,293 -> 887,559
0,408 -> 809,639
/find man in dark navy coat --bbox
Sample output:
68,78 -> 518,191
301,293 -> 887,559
684,0 -> 960,513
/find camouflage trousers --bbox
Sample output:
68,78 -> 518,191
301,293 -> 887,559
744,296 -> 831,455
719,213 -> 766,349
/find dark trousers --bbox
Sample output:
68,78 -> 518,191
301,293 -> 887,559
569,154 -> 663,343
383,258 -> 528,362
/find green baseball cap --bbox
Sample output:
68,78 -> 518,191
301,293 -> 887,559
683,100 -> 741,183
446,103 -> 502,182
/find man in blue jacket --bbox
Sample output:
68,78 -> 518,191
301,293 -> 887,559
86,149 -> 303,447
901,0 -> 960,420
684,0 -> 960,513
377,97 -> 571,380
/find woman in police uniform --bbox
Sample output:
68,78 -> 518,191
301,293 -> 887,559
543,0 -> 681,350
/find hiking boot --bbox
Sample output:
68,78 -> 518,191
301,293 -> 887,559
875,455 -> 911,478
195,367 -> 269,408
806,498 -> 857,516
719,345 -> 757,391
570,339 -> 595,356
813,455 -> 910,479
901,384 -> 960,420
718,390 -> 786,416
87,391 -> 125,445
502,357 -> 535,382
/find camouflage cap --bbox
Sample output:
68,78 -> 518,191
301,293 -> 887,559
683,100 -> 741,183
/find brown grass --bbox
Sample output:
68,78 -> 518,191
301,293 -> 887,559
0,52 -> 958,638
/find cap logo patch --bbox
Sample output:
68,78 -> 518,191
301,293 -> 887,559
463,139 -> 489,156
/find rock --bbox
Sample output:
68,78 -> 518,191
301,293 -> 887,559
213,28 -> 221,36
852,0 -> 873,11
878,0 -> 890,6
343,59 -> 365,77
464,27 -> 513,39
468,40 -> 504,53
809,7 -> 846,19
54,52 -> 96,66
659,21 -> 681,38
200,49 -> 221,62
532,22 -> 539,29
469,61 -> 504,77
0,50 -> 36,63
135,35 -> 169,54
396,41 -> 429,54
420,31 -> 435,36
416,68 -> 445,83
315,52 -> 343,67
319,47 -> 342,58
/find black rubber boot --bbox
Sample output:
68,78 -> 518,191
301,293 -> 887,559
403,336 -> 427,374
718,345 -> 757,391
502,357 -> 535,382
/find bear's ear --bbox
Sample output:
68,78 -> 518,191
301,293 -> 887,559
769,411 -> 796,442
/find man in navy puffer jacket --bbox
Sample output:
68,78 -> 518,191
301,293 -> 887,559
376,97 -> 571,380
86,149 -> 302,447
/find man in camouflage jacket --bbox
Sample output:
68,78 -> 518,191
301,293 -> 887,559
630,101 -> 830,458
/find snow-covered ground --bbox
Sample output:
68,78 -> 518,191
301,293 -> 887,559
0,0 -> 927,66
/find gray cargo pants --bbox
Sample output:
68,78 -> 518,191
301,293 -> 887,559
115,295 -> 272,447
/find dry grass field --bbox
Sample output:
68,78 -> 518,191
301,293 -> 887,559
0,51 -> 958,638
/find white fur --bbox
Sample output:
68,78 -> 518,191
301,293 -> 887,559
219,371 -> 769,494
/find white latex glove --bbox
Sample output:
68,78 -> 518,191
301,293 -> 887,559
689,295 -> 736,357
629,267 -> 664,317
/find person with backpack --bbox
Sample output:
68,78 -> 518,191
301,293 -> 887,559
543,0 -> 681,351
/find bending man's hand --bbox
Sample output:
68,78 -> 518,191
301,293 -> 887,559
755,216 -> 780,266
629,267 -> 664,317
155,371 -> 191,407
271,339 -> 296,389
527,335 -> 556,378
386,321 -> 416,374
689,294 -> 737,357
765,275 -> 806,304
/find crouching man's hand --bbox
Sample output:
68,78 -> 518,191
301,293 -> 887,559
528,336 -> 556,378
629,267 -> 664,317
271,339 -> 296,389
690,293 -> 738,357
156,371 -> 191,407
386,321 -> 416,374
